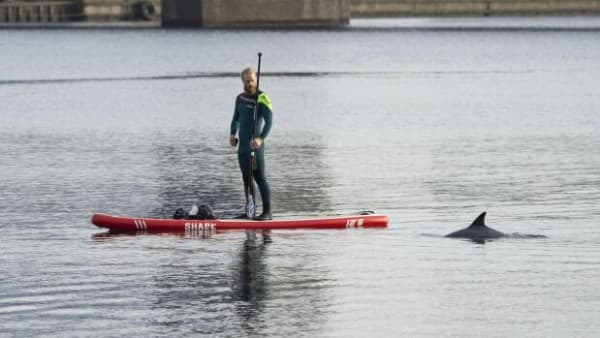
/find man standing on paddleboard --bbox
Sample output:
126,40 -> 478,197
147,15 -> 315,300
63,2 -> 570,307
229,67 -> 273,221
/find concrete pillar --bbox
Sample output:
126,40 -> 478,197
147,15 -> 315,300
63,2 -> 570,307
8,6 -> 17,22
40,5 -> 48,22
161,0 -> 203,27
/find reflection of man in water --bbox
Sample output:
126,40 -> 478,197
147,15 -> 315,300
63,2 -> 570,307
235,240 -> 269,331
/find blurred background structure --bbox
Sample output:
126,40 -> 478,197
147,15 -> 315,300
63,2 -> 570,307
1,0 -> 599,27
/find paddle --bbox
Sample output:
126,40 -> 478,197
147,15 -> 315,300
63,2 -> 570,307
246,52 -> 262,219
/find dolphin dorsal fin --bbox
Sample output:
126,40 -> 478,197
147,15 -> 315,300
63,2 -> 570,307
469,212 -> 487,227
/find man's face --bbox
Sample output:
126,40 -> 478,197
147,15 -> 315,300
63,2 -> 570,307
242,72 -> 257,95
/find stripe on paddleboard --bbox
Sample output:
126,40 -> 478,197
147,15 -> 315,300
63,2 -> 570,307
134,219 -> 147,230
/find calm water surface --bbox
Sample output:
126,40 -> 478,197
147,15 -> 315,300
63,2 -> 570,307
1,18 -> 600,337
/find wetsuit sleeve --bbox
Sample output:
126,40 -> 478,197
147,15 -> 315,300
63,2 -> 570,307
230,96 -> 240,135
258,93 -> 272,140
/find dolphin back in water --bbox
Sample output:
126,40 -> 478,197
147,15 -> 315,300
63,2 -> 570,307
445,212 -> 505,240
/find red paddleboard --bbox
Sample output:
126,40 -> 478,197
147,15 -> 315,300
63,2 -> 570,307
91,212 -> 388,233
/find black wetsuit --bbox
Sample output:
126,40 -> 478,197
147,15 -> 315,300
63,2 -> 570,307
230,91 -> 273,216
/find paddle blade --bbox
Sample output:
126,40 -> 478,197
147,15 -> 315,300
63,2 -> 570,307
246,193 -> 255,219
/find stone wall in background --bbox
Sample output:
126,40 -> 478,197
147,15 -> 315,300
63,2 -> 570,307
162,0 -> 350,28
201,0 -> 350,27
351,0 -> 600,17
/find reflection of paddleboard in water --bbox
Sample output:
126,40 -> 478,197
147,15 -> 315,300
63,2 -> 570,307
91,211 -> 388,233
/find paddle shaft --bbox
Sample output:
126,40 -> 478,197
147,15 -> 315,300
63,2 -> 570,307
246,52 -> 262,218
